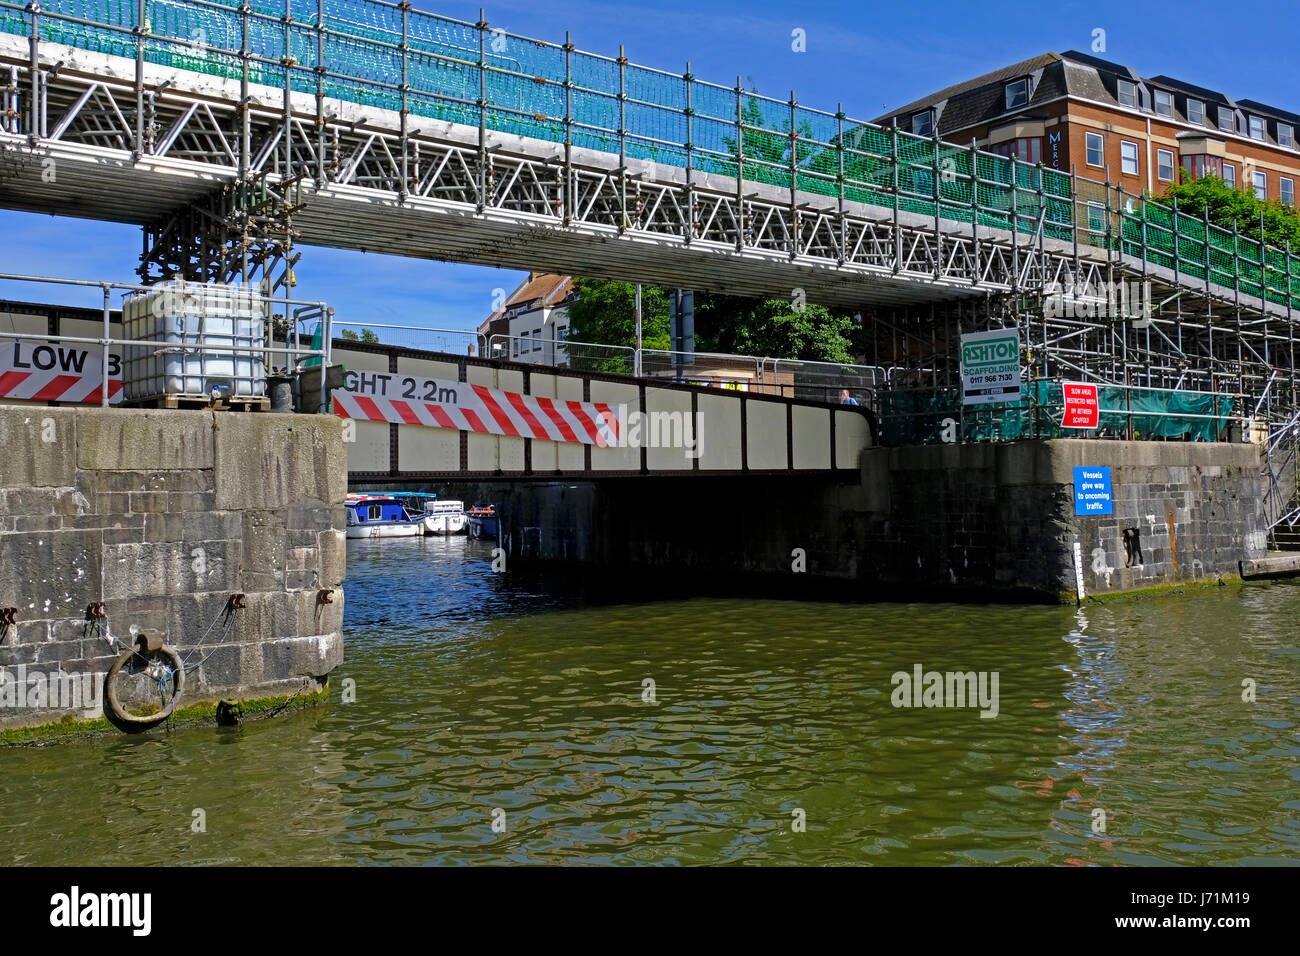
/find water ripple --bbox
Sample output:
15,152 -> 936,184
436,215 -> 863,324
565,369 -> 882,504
1,543 -> 1297,865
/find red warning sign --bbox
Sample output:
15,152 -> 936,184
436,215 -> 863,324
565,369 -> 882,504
1062,381 -> 1099,429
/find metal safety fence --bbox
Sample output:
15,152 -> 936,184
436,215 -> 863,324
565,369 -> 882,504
485,333 -> 634,375
880,379 -> 1240,446
334,320 -> 483,355
0,271 -> 330,408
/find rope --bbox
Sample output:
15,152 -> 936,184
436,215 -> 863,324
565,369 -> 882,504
90,594 -> 243,728
178,596 -> 244,671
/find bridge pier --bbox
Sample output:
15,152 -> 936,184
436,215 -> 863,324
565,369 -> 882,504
498,439 -> 1270,603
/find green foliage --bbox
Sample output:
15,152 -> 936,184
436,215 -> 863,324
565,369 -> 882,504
340,328 -> 381,343
566,278 -> 671,349
702,297 -> 858,363
568,278 -> 860,363
1157,174 -> 1300,250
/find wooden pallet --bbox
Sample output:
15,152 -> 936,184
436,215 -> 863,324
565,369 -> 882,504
129,395 -> 271,412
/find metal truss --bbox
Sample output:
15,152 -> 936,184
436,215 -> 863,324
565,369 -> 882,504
1,42 -> 1110,303
0,31 -> 1296,439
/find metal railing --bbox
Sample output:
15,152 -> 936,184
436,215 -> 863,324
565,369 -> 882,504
333,320 -> 484,356
0,272 -> 331,409
485,334 -> 635,375
638,348 -> 766,390
767,357 -> 886,408
3,0 -> 1300,308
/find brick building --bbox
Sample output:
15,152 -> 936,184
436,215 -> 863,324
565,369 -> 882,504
876,51 -> 1300,205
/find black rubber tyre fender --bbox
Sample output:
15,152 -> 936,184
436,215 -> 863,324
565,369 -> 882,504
105,643 -> 185,726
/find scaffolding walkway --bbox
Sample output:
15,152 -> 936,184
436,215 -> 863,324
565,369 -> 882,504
1,0 -> 1298,437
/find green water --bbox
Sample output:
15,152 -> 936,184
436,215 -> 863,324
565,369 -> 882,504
2,539 -> 1298,866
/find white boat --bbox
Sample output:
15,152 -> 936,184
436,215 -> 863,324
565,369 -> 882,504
421,500 -> 467,536
345,496 -> 425,538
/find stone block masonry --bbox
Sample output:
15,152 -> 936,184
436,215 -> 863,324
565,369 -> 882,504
498,439 -> 1271,603
0,406 -> 347,734
862,439 -> 1268,599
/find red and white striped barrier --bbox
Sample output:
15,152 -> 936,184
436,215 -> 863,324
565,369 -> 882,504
333,374 -> 621,446
0,342 -> 123,404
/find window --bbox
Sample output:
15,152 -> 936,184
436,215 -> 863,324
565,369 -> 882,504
1223,163 -> 1236,188
1186,98 -> 1205,125
1086,201 -> 1106,233
990,137 -> 1041,163
556,325 -> 568,340
532,331 -> 542,352
1253,170 -> 1267,199
1120,140 -> 1139,176
911,110 -> 934,137
1184,154 -> 1223,181
1282,177 -> 1295,206
1249,115 -> 1265,140
1085,131 -> 1104,167
1005,78 -> 1029,110
1219,107 -> 1235,133
1157,148 -> 1174,182
511,337 -> 519,357
1280,124 -> 1295,148
1117,79 -> 1138,108
1154,90 -> 1173,117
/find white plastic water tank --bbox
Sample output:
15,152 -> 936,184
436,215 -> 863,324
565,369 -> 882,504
122,281 -> 268,402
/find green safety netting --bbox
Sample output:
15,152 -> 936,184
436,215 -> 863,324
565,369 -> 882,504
881,380 -> 1235,446
4,0 -> 1300,305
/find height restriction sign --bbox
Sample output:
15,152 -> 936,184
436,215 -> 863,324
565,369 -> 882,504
959,327 -> 1021,405
1061,381 -> 1100,428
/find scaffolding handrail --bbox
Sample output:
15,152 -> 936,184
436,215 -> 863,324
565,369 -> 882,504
5,0 -> 1300,311
879,377 -> 1243,446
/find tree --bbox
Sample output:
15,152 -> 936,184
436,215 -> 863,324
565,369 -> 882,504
567,278 -> 861,364
1155,174 -> 1300,250
714,298 -> 859,363
566,278 -> 672,349
340,328 -> 381,344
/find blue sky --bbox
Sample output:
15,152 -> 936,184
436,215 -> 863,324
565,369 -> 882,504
4,0 -> 1297,330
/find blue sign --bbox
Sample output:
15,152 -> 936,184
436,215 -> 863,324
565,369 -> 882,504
1073,466 -> 1113,516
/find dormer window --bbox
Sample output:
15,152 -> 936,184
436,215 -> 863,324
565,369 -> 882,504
1280,124 -> 1295,148
911,110 -> 934,137
1186,99 -> 1205,125
1154,90 -> 1173,117
1249,115 -> 1265,140
1117,79 -> 1138,108
1004,77 -> 1030,110
1219,107 -> 1235,133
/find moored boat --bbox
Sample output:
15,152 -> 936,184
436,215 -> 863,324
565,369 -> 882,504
422,499 -> 467,536
345,495 -> 425,538
466,504 -> 498,540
